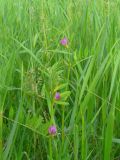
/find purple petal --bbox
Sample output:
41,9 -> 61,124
60,38 -> 68,46
55,92 -> 61,100
48,125 -> 57,135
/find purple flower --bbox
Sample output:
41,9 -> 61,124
55,92 -> 61,100
48,125 -> 57,135
60,38 -> 68,47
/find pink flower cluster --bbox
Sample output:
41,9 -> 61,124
60,37 -> 68,47
48,125 -> 57,135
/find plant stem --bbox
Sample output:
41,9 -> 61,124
62,106 -> 65,147
0,111 -> 2,160
49,136 -> 53,160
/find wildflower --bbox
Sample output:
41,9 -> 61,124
55,92 -> 61,100
60,37 -> 68,47
48,125 -> 57,135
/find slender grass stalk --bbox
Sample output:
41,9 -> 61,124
81,115 -> 86,160
0,111 -> 2,160
74,125 -> 78,160
62,106 -> 65,147
49,136 -> 53,160
61,60 -> 71,148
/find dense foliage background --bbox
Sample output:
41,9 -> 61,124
0,0 -> 120,159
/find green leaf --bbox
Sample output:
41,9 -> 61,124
55,101 -> 69,106
9,106 -> 14,120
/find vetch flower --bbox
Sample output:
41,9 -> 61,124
55,92 -> 61,100
48,125 -> 57,135
60,37 -> 68,47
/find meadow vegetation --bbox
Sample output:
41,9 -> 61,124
0,0 -> 120,159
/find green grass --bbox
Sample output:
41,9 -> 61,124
0,0 -> 120,159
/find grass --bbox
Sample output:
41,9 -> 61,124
0,0 -> 120,159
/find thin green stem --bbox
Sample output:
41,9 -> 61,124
0,111 -> 2,160
49,136 -> 53,160
62,106 -> 65,147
